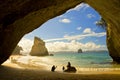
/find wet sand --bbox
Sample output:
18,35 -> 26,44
0,59 -> 120,80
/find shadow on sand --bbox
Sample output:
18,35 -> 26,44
0,65 -> 120,80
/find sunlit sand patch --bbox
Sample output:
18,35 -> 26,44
2,59 -> 23,69
78,68 -> 120,71
2,55 -> 120,75
6,55 -> 52,70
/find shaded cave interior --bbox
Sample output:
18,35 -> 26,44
0,0 -> 120,64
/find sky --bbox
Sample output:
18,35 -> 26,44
18,3 -> 107,53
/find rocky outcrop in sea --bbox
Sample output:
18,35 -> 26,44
78,48 -> 82,53
30,37 -> 49,56
12,45 -> 23,55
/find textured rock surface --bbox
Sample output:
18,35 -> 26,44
12,45 -> 23,55
0,0 -> 82,64
30,37 -> 49,56
0,0 -> 120,64
78,49 -> 82,53
64,66 -> 77,73
85,0 -> 120,63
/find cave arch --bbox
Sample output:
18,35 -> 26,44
0,0 -> 120,64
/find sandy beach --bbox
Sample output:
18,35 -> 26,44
0,56 -> 120,80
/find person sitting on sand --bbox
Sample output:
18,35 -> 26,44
64,62 -> 77,72
51,65 -> 57,72
62,66 -> 65,71
67,62 -> 71,68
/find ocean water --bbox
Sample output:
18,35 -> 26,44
46,51 -> 120,68
16,51 -> 120,72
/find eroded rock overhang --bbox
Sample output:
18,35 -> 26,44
0,0 -> 120,64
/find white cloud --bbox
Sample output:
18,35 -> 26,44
18,31 -> 106,53
87,13 -> 95,18
18,38 -> 33,54
59,18 -> 71,23
45,32 -> 106,42
67,3 -> 90,13
18,36 -> 107,53
63,34 -> 84,41
46,40 -> 107,52
76,27 -> 82,30
83,28 -> 94,34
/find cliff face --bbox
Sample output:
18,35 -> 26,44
0,0 -> 82,64
0,0 -> 120,64
30,37 -> 49,56
12,45 -> 23,55
85,0 -> 120,63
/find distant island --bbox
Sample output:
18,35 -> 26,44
78,49 -> 83,53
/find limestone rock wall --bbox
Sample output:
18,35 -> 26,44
30,37 -> 49,56
85,0 -> 120,63
12,45 -> 23,55
0,0 -> 120,64
0,0 -> 82,64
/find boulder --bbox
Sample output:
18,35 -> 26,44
49,54 -> 54,56
64,66 -> 77,73
30,37 -> 49,56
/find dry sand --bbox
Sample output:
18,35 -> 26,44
0,59 -> 120,80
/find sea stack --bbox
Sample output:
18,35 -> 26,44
78,49 -> 82,53
30,37 -> 49,56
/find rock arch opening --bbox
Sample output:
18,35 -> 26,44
15,3 -> 111,68
0,0 -> 120,65
19,3 -> 107,54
